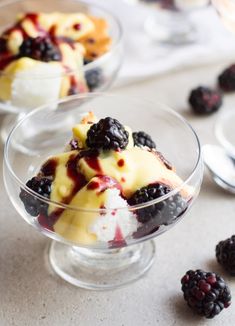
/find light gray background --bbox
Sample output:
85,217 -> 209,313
1,61 -> 235,326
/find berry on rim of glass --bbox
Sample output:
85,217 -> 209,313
133,131 -> 156,149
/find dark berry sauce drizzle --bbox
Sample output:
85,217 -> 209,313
66,153 -> 87,200
38,150 -> 124,241
41,158 -> 58,177
79,149 -> 102,175
117,159 -> 125,167
38,153 -> 87,229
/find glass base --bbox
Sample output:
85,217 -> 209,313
145,11 -> 197,45
1,113 -> 25,143
48,240 -> 155,290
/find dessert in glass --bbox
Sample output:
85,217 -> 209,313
4,93 -> 203,290
0,0 -> 122,140
127,0 -> 210,44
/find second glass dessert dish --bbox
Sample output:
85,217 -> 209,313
127,0 -> 209,44
0,0 -> 122,140
4,93 -> 203,290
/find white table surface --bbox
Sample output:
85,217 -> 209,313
1,60 -> 235,326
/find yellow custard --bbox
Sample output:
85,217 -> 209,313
35,114 -> 192,245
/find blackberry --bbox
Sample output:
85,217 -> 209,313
181,270 -> 231,318
86,117 -> 129,150
218,64 -> 235,92
128,183 -> 187,225
85,68 -> 103,91
0,38 -> 7,53
84,58 -> 92,65
19,176 -> 52,216
189,86 -> 222,115
133,131 -> 156,149
133,222 -> 160,239
216,235 -> 235,275
19,36 -> 61,62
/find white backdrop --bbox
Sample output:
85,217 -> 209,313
91,0 -> 235,85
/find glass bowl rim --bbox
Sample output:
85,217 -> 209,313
4,92 -> 202,213
0,0 -> 123,79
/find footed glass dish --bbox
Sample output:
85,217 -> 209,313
126,0 -> 209,44
0,0 -> 123,141
3,93 -> 203,290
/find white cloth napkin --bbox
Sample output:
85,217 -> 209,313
93,0 -> 235,86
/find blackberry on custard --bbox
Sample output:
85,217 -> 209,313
128,183 -> 186,225
19,176 -> 52,216
181,269 -> 231,318
216,235 -> 235,276
189,86 -> 222,115
86,117 -> 129,150
133,131 -> 156,149
19,36 -> 61,62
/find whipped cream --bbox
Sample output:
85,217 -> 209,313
12,62 -> 62,109
90,188 -> 138,242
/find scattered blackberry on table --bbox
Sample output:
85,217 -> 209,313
85,68 -> 103,91
86,117 -> 129,150
19,176 -> 52,216
189,86 -> 222,115
133,131 -> 156,149
181,269 -> 231,318
216,235 -> 235,276
128,183 -> 187,225
19,36 -> 61,62
218,64 -> 235,92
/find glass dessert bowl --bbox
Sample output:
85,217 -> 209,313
126,0 -> 210,44
0,0 -> 122,141
4,93 -> 203,290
